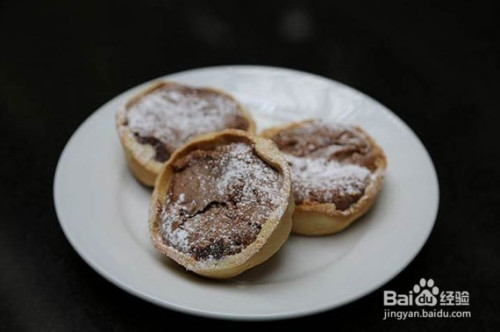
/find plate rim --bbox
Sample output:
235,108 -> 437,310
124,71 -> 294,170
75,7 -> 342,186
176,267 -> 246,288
53,65 -> 439,320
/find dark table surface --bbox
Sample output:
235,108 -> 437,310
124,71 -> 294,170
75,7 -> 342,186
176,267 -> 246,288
1,0 -> 499,330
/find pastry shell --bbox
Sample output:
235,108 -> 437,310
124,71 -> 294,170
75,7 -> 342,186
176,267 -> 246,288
116,82 -> 256,187
261,120 -> 387,236
149,129 -> 294,278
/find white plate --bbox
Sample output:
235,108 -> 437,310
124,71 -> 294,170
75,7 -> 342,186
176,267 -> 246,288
54,66 -> 439,320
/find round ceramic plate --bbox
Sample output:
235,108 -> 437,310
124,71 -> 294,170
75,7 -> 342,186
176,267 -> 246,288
54,66 -> 439,320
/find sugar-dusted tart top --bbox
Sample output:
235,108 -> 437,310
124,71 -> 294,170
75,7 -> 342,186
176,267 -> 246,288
160,141 -> 285,261
124,82 -> 251,162
267,120 -> 383,210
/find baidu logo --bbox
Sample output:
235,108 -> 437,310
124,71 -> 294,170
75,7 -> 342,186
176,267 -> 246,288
382,278 -> 471,320
413,278 -> 440,306
384,278 -> 469,307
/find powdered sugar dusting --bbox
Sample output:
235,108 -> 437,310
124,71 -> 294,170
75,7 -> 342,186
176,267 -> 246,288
286,154 -> 370,205
270,120 -> 379,210
126,84 -> 247,152
160,142 -> 284,261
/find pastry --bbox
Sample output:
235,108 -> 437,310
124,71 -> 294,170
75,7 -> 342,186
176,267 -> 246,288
116,82 -> 255,186
261,120 -> 386,235
149,129 -> 294,278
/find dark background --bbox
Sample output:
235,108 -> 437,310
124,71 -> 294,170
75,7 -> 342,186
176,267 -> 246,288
1,0 -> 499,330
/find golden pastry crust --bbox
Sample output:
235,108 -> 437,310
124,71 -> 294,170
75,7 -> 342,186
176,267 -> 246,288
261,120 -> 387,236
149,129 -> 294,278
116,82 -> 256,187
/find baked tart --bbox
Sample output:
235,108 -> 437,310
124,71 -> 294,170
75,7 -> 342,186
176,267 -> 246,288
116,82 -> 255,186
149,130 -> 294,278
261,120 -> 386,235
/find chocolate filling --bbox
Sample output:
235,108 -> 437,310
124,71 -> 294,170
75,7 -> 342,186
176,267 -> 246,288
134,134 -> 170,162
125,84 -> 250,162
303,179 -> 365,210
270,122 -> 375,210
160,142 -> 282,260
272,124 -> 377,171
